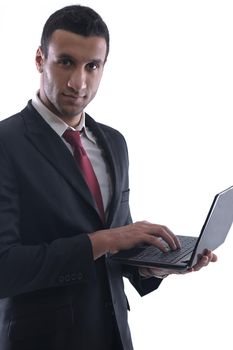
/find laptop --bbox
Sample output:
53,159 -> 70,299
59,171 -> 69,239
110,186 -> 233,270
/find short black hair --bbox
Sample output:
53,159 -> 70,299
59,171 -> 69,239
40,5 -> 110,60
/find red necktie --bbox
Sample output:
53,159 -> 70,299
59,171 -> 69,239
63,129 -> 105,222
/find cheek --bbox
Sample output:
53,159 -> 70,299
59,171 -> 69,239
89,73 -> 103,93
43,70 -> 62,96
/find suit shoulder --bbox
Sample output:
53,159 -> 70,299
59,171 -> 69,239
0,112 -> 22,125
0,112 -> 24,136
0,103 -> 32,137
98,122 -> 129,154
85,113 -> 128,148
98,122 -> 126,140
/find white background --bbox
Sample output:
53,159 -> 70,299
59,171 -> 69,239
0,1 -> 233,349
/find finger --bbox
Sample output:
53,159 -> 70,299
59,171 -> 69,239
203,249 -> 218,262
144,235 -> 173,252
149,224 -> 181,250
192,255 -> 209,271
163,226 -> 181,248
211,253 -> 217,262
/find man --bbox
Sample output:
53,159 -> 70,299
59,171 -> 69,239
0,5 -> 216,350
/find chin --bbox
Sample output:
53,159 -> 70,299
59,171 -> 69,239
62,108 -> 84,119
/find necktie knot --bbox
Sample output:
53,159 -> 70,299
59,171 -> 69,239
63,128 -> 81,147
63,129 -> 85,157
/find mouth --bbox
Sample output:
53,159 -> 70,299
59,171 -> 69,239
62,92 -> 86,100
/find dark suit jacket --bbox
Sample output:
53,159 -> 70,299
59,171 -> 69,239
0,102 -> 162,350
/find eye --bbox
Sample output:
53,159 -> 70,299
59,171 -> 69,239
86,62 -> 99,71
57,58 -> 73,67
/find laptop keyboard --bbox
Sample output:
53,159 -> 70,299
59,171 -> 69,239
130,236 -> 198,263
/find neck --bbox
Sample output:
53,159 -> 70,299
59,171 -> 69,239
38,91 -> 83,128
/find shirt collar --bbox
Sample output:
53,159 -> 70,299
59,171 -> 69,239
31,92 -> 96,143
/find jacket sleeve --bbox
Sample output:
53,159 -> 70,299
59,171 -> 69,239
123,265 -> 163,296
0,142 -> 96,298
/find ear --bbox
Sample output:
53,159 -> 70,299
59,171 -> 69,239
35,47 -> 44,73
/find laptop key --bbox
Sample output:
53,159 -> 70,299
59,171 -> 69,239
130,236 -> 197,264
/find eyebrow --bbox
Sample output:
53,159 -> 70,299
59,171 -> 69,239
56,53 -> 104,65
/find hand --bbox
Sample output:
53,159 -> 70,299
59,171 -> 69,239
139,249 -> 218,278
187,249 -> 217,272
88,221 -> 181,260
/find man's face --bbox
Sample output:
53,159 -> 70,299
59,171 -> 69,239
36,29 -> 107,125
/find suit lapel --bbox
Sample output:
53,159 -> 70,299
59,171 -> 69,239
22,103 -> 98,215
85,115 -> 121,226
22,102 -> 122,225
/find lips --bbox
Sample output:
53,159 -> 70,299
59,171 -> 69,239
63,92 -> 86,99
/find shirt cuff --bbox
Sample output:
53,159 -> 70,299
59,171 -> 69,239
139,267 -> 168,279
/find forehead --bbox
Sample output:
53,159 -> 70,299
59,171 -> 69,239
47,29 -> 107,62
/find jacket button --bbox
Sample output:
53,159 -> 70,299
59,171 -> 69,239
59,275 -> 65,283
71,273 -> 77,281
65,274 -> 71,282
77,272 -> 83,280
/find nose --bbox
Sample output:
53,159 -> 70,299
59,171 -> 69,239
67,67 -> 87,92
